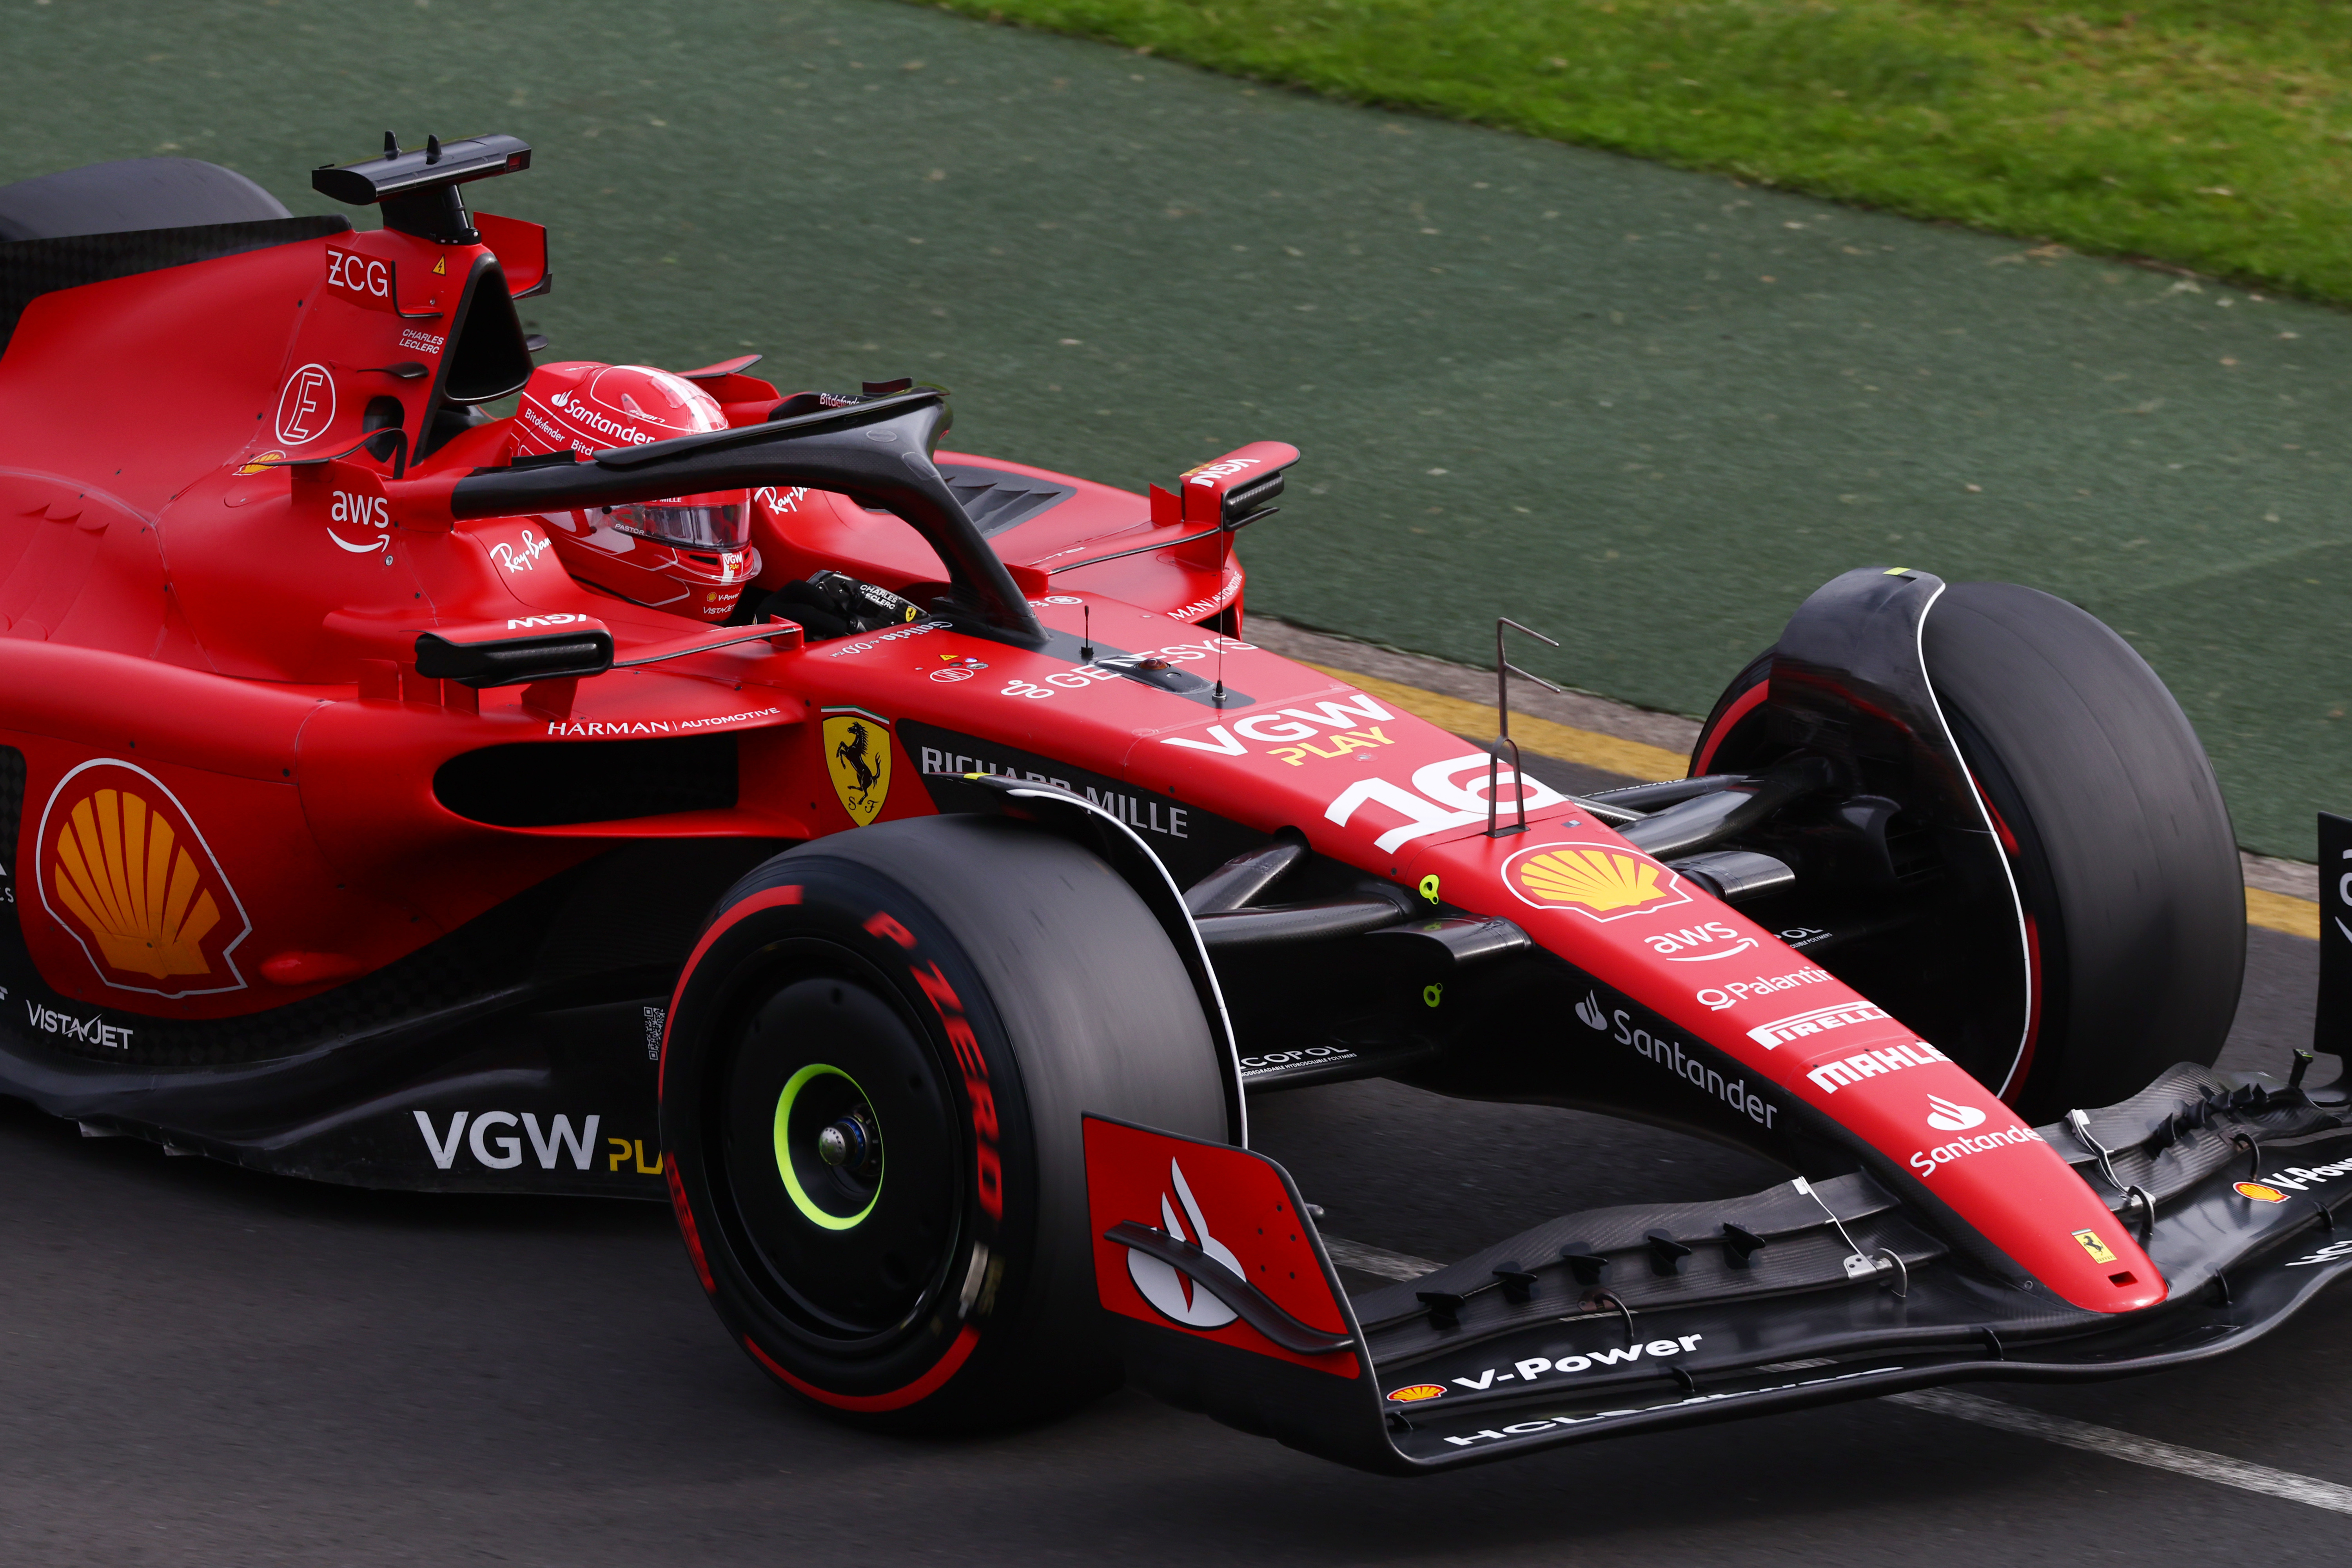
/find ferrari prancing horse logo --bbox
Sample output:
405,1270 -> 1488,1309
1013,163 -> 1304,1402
35,760 -> 251,998
822,708 -> 893,827
2072,1229 -> 2118,1265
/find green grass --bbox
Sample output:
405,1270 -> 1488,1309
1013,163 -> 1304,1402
922,0 -> 2352,302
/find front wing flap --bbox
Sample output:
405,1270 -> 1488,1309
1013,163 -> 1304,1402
1085,1069 -> 2352,1474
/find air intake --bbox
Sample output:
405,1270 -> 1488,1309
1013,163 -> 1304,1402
434,735 -> 737,828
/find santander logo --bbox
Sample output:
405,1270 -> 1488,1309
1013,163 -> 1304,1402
1926,1093 -> 1987,1132
1125,1159 -> 1241,1328
539,386 -> 659,446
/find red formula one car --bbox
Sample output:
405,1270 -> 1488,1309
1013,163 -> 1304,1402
4,136 -> 2348,1473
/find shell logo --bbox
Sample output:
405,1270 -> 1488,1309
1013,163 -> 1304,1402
1385,1383 -> 1446,1403
1502,840 -> 1691,922
36,760 -> 251,998
2236,1181 -> 2288,1204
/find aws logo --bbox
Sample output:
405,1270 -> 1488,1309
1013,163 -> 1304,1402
1646,921 -> 1758,962
35,761 -> 251,998
330,490 -> 388,528
327,488 -> 390,555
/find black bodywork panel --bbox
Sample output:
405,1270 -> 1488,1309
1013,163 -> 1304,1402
1110,1071 -> 2352,1474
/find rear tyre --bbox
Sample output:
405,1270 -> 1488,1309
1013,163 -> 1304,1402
1692,583 -> 2241,1118
0,158 -> 290,241
660,815 -> 1230,1430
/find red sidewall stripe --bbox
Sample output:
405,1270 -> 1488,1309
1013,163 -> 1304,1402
665,1161 -> 717,1296
1694,678 -> 1769,777
672,877 -> 984,1413
659,882 -> 803,1098
745,1325 -> 981,1412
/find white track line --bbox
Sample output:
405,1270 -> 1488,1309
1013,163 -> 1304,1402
1323,1235 -> 2352,1513
1889,1390 -> 2352,1515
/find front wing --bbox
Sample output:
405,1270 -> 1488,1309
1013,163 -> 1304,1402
1085,1064 -> 2352,1474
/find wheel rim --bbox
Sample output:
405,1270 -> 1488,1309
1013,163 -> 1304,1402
772,1062 -> 884,1230
714,955 -> 963,1344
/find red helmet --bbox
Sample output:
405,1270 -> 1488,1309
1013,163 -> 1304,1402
512,361 -> 760,622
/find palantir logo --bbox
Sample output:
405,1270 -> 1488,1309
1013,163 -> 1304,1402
1125,1158 -> 1241,1328
1574,991 -> 1608,1031
1926,1093 -> 1987,1132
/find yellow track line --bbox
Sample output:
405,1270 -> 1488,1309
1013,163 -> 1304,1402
1298,662 -> 1690,782
2247,886 -> 2320,942
1309,661 -> 2321,942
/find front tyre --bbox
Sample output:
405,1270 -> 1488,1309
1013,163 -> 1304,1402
1690,582 -> 2242,1119
1920,583 -> 2242,1116
660,815 -> 1230,1430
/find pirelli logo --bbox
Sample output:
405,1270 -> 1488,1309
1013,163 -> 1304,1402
1747,1001 -> 1891,1051
1804,1039 -> 1950,1094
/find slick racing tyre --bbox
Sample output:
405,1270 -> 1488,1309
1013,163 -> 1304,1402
1692,582 -> 2241,1120
0,157 -> 291,240
659,815 -> 1230,1431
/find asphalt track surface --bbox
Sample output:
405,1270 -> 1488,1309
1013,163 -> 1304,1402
0,895 -> 2328,1568
6,0 -> 2348,856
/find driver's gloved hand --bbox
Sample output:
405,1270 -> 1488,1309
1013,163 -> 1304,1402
762,570 -> 922,641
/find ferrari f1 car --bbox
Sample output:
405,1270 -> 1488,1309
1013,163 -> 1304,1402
3,136 -> 2348,1475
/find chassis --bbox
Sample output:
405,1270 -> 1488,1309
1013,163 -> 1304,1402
1,136 -> 2345,1472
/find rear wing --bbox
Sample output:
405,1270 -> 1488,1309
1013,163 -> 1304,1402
313,131 -> 532,246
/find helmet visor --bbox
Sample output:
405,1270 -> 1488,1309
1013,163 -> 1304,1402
609,499 -> 748,551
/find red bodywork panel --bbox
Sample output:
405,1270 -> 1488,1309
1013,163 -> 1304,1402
0,213 -> 2152,1315
1086,1115 -> 1359,1379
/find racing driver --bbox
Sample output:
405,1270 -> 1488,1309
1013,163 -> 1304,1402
509,361 -> 760,622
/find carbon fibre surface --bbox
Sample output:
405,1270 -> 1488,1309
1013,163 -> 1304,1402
0,216 -> 347,349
